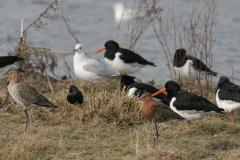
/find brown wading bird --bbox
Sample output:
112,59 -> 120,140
0,69 -> 58,132
124,92 -> 185,141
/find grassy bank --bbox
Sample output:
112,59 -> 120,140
1,76 -> 240,159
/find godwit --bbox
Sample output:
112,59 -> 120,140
67,85 -> 83,105
0,56 -> 24,78
121,75 -> 167,104
92,40 -> 156,74
125,92 -> 184,140
152,81 -> 225,130
173,49 -> 217,83
0,69 -> 58,132
73,43 -> 121,92
216,76 -> 240,124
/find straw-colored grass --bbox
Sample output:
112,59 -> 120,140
1,75 -> 240,159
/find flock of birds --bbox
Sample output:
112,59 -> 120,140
1,39 -> 240,141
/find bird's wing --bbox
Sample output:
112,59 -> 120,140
219,84 -> 240,102
188,56 -> 217,75
15,82 -> 57,108
173,90 -> 223,113
0,56 -> 24,68
83,59 -> 120,77
118,48 -> 156,66
152,101 -> 185,121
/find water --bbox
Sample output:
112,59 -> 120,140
0,0 -> 239,85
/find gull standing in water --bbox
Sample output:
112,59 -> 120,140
73,43 -> 121,92
0,69 -> 58,132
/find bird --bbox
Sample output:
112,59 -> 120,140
152,80 -> 225,130
216,76 -> 240,124
173,49 -> 217,83
73,43 -> 121,92
0,56 -> 24,78
92,40 -> 156,74
67,85 -> 84,105
0,69 -> 58,132
113,3 -> 147,22
121,75 -> 167,104
124,92 -> 184,141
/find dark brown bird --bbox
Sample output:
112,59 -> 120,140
125,92 -> 184,141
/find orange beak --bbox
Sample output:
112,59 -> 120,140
73,49 -> 77,52
152,88 -> 166,97
92,46 -> 106,55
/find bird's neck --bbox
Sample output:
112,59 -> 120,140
166,92 -> 175,104
10,73 -> 20,84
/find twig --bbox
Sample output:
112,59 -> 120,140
23,0 -> 58,34
61,0 -> 79,44
60,48 -> 72,78
46,70 -> 54,99
27,46 -> 73,55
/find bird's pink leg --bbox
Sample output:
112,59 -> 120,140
231,111 -> 234,124
187,121 -> 190,130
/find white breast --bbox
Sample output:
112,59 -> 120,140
216,89 -> 240,112
105,52 -> 145,74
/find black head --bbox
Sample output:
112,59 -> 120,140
104,40 -> 120,50
217,76 -> 231,87
174,49 -> 186,59
68,85 -> 79,93
120,75 -> 135,90
165,80 -> 181,95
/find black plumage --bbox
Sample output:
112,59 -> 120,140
216,76 -> 240,124
104,40 -> 156,66
67,85 -> 83,105
173,49 -> 217,76
121,75 -> 167,105
0,56 -> 24,68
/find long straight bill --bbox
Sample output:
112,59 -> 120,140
152,88 -> 166,97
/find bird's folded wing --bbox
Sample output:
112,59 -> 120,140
83,61 -> 120,77
15,82 -> 56,107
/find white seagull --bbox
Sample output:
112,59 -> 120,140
73,44 -> 121,87
113,3 -> 146,22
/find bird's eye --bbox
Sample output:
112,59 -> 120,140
107,43 -> 110,45
168,85 -> 171,87
80,47 -> 82,49
222,80 -> 224,83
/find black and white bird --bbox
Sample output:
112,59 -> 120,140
0,56 -> 24,78
67,85 -> 84,105
92,40 -> 156,74
216,76 -> 240,124
173,49 -> 217,82
121,75 -> 167,104
152,80 -> 225,130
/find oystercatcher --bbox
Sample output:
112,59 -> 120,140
124,92 -> 184,141
73,44 -> 121,92
0,56 -> 24,78
173,49 -> 217,82
67,85 -> 83,105
152,80 -> 225,130
92,40 -> 156,74
216,76 -> 240,124
121,75 -> 167,104
0,69 -> 58,132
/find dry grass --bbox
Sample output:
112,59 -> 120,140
1,75 -> 240,159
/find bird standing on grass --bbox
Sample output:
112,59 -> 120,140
152,81 -> 225,130
216,76 -> 240,124
73,43 -> 121,92
92,40 -> 156,74
124,92 -> 184,141
0,56 -> 24,78
67,85 -> 83,105
173,49 -> 217,83
121,75 -> 167,104
0,69 -> 58,132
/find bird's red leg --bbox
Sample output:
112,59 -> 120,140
187,121 -> 190,130
231,111 -> 234,124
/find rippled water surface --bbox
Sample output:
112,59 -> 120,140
0,0 -> 240,85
